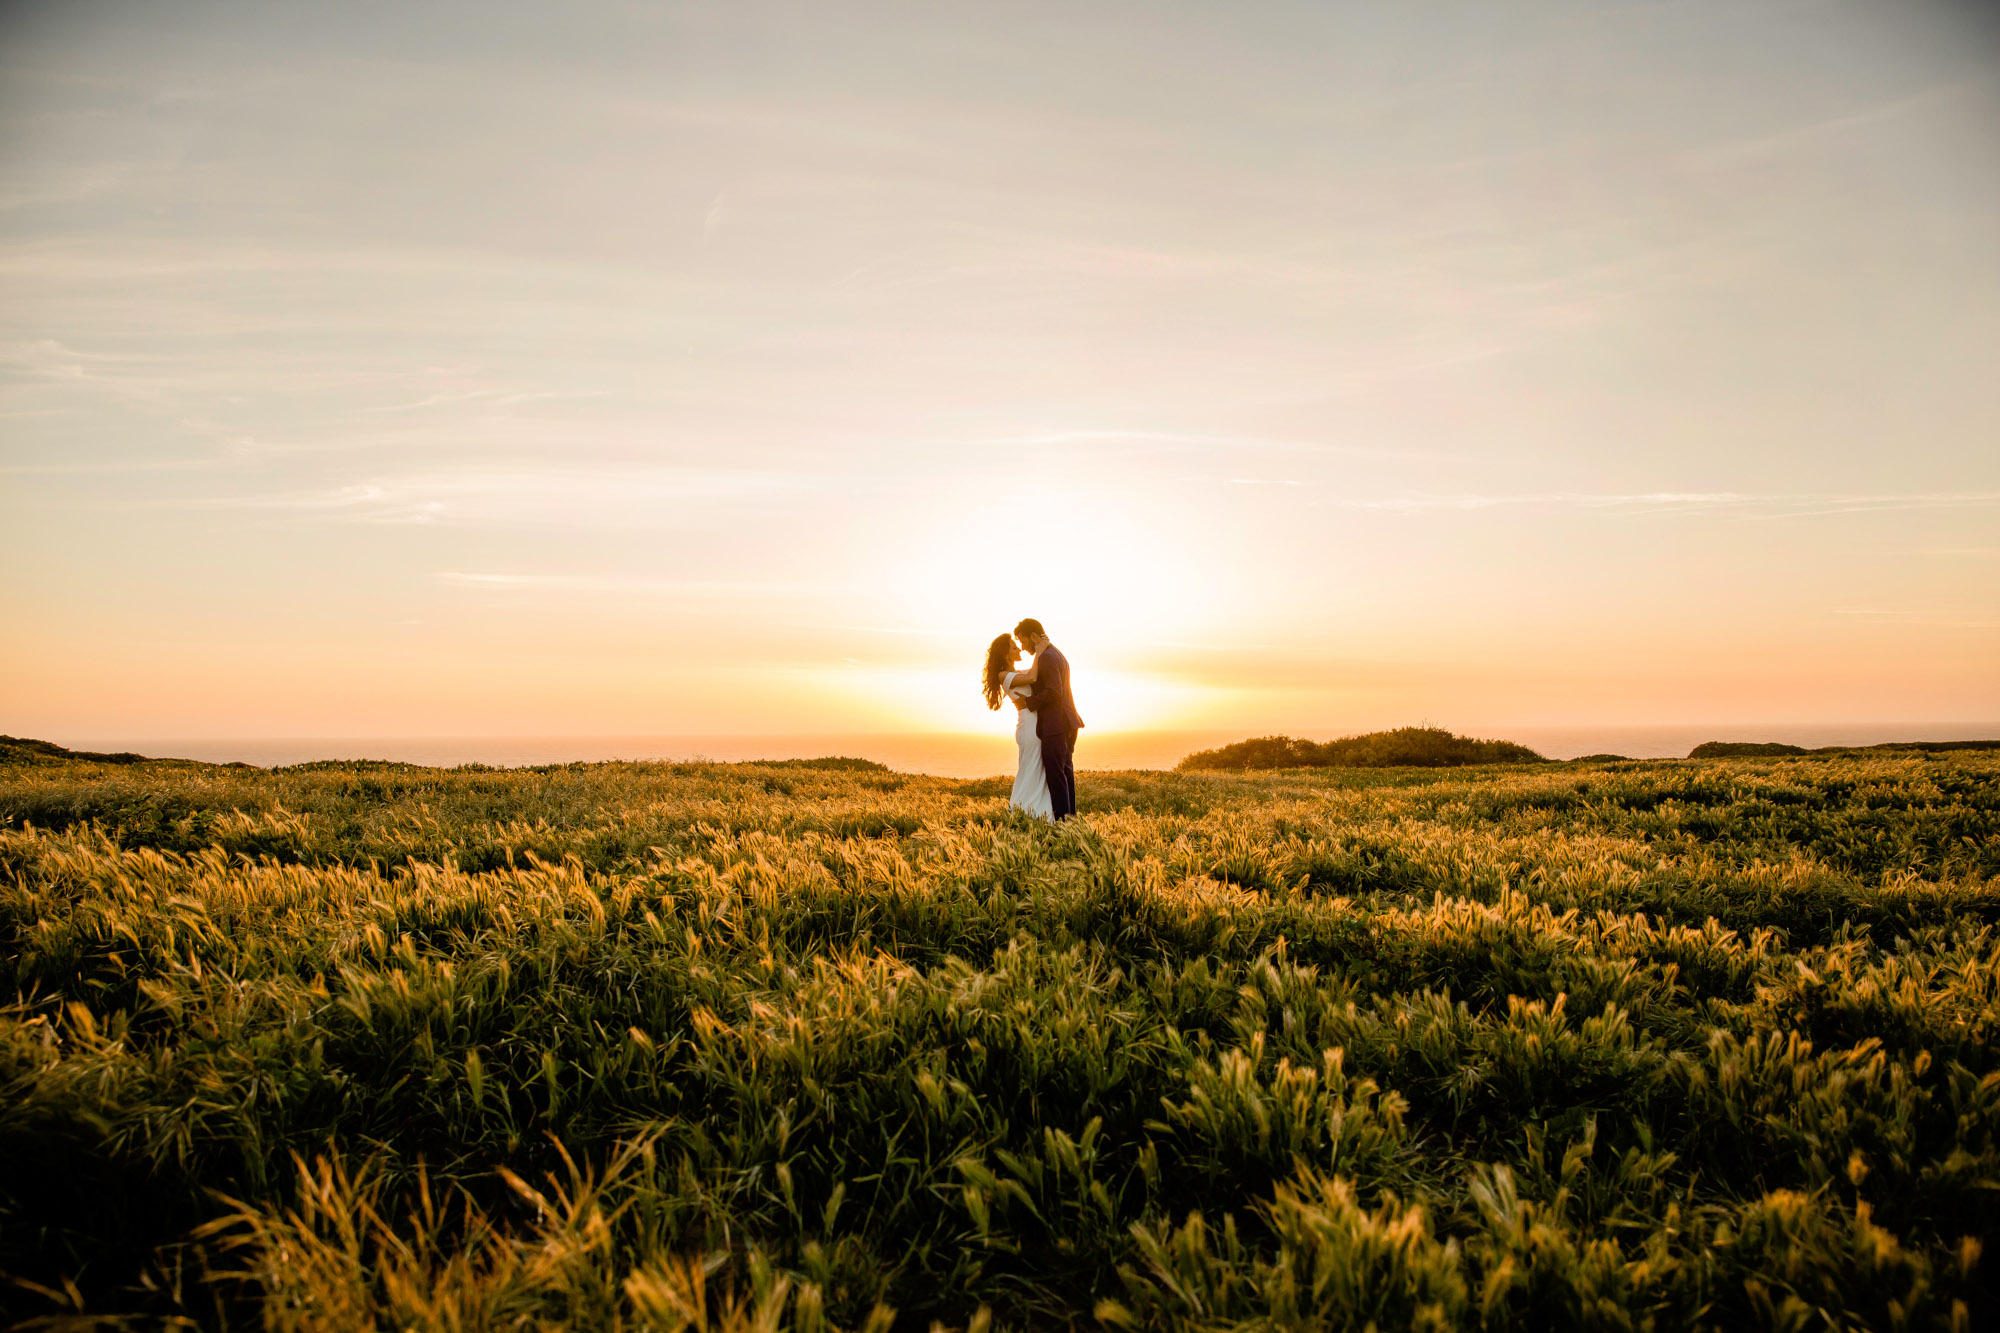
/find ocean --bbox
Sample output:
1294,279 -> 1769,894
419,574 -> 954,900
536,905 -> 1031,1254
53,723 -> 2000,779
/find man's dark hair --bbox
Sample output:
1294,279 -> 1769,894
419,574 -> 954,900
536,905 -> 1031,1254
1014,618 -> 1046,642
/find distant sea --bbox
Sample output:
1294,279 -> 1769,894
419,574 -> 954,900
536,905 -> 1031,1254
56,723 -> 2000,780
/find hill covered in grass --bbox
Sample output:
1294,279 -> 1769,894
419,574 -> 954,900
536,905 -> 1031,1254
1178,726 -> 1546,772
0,733 -> 157,766
3,745 -> 1997,1328
1690,738 -> 2000,759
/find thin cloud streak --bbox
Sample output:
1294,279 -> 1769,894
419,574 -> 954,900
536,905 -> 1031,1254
1831,607 -> 2000,629
0,457 -> 231,476
155,468 -> 831,526
438,572 -> 837,598
1330,492 -> 2000,516
353,389 -> 610,415
801,624 -> 958,637
1680,81 -> 1974,169
964,428 -> 1460,462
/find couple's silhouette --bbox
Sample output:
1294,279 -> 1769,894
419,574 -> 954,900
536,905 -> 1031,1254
982,618 -> 1085,820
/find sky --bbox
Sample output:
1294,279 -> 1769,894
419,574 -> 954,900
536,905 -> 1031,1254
3,0 -> 1997,747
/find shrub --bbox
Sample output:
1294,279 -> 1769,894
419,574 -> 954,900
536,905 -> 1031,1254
1688,741 -> 1811,758
1179,727 -> 1546,772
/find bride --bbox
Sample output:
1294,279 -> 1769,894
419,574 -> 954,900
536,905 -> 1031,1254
983,633 -> 1053,820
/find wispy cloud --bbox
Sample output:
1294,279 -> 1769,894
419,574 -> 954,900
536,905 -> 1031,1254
186,467 -> 823,527
1681,83 -> 1972,169
0,338 -> 180,385
438,571 -> 836,598
1832,607 -> 2000,629
965,428 -> 1456,462
799,623 -> 956,637
353,389 -> 608,415
353,390 -> 505,415
0,456 -> 230,476
1327,491 -> 2000,517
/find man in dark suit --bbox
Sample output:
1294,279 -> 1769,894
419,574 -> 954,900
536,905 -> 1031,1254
1014,618 -> 1084,819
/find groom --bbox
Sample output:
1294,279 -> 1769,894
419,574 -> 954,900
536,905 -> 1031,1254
1014,618 -> 1084,819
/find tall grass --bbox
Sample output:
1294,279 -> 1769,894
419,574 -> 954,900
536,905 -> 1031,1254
2,750 -> 1995,1328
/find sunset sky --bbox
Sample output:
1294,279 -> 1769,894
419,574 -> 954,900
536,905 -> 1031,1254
3,0 -> 1997,750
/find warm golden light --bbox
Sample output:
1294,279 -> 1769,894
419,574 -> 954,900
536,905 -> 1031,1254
793,664 -> 1211,738
877,479 -> 1232,652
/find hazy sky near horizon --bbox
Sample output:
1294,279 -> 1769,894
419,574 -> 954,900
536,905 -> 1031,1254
3,0 -> 1997,740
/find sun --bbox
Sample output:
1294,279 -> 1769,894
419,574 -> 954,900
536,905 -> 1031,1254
1061,667 -> 1209,732
880,480 -> 1226,644
806,478 -> 1233,734
803,663 -> 1211,736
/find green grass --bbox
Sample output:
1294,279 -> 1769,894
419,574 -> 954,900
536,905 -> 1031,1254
2,746 -> 1996,1329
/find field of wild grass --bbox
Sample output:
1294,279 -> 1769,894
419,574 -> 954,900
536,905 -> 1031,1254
3,747 -> 1997,1331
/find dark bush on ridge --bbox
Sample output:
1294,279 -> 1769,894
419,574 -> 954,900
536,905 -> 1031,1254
1179,726 -> 1546,771
1690,738 -> 2000,759
753,756 -> 891,771
1688,741 -> 1812,758
1875,739 -> 2000,753
0,735 -> 150,766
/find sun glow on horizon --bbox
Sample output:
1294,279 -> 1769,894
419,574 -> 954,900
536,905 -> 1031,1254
791,664 -> 1216,737
872,480 -> 1244,653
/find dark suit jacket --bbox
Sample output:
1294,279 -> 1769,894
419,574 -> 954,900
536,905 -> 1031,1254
1024,644 -> 1085,738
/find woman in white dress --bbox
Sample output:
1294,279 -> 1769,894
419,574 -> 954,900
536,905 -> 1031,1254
983,634 -> 1054,820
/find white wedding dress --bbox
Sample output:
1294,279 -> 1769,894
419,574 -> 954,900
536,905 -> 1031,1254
1003,671 -> 1054,820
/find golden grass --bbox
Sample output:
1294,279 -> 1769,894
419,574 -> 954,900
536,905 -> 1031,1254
2,752 -> 1995,1328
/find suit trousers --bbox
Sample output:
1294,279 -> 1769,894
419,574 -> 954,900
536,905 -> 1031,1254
1041,728 -> 1077,819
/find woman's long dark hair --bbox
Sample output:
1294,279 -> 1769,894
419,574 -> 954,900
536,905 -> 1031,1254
982,634 -> 1017,710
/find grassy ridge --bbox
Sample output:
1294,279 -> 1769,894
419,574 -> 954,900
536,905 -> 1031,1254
1689,740 -> 2000,759
3,749 -> 1998,1329
1177,728 -> 1546,771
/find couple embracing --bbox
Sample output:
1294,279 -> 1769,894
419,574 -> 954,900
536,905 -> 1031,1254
982,618 -> 1085,821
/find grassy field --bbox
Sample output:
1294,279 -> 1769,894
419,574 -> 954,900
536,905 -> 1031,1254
3,745 -> 1997,1330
